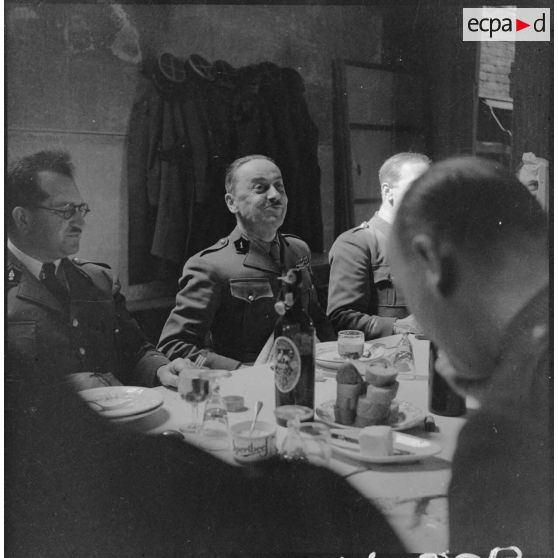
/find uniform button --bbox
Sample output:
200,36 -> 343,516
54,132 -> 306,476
248,294 -> 254,302
79,347 -> 86,356
72,318 -> 79,327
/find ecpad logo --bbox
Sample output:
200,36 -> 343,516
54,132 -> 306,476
463,7 -> 550,41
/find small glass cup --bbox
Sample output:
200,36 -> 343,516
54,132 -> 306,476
177,370 -> 210,436
338,330 -> 365,360
391,333 -> 416,380
275,406 -> 310,462
199,370 -> 231,452
299,422 -> 331,466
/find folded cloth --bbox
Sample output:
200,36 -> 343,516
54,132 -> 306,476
66,372 -> 122,392
255,333 -> 275,365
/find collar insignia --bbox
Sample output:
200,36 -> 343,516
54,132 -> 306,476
7,266 -> 22,285
234,237 -> 250,254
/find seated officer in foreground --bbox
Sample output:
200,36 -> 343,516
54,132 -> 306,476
389,156 -> 550,555
6,150 -> 188,390
6,368 -> 405,556
327,152 -> 430,339
158,154 -> 335,370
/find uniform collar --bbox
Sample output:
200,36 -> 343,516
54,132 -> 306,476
7,239 -> 61,280
231,227 -> 281,274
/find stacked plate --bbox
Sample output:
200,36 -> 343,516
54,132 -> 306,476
79,386 -> 164,419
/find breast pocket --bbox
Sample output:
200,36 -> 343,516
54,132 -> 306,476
372,265 -> 407,315
229,278 -> 275,303
7,321 -> 38,367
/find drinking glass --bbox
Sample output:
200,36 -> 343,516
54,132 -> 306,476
299,422 -> 331,466
177,369 -> 210,436
275,406 -> 309,462
391,333 -> 415,379
199,370 -> 232,452
338,330 -> 365,360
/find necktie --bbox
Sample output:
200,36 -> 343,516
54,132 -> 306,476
40,262 -> 69,305
269,240 -> 281,268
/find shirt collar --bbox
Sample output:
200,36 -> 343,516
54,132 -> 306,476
7,239 -> 61,280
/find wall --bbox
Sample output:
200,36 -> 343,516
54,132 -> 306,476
7,3 -> 169,290
158,5 -> 383,256
7,3 -> 383,298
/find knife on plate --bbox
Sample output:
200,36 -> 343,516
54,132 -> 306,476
331,431 -> 359,444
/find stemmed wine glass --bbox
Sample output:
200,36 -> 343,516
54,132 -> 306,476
177,369 -> 210,436
199,370 -> 232,452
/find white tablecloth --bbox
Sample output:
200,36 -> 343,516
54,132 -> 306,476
116,336 -> 468,553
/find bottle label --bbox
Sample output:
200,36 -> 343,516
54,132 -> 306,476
273,336 -> 301,393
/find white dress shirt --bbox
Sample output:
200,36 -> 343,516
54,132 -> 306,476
7,239 -> 61,280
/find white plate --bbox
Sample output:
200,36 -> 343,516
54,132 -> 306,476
316,335 -> 404,370
315,399 -> 424,431
79,386 -> 164,419
329,428 -> 441,464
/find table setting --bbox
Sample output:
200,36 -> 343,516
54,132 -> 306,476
78,333 -> 470,553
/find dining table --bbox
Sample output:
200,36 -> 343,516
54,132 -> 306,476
113,335 -> 472,554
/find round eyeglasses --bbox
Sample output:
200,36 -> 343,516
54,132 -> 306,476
32,203 -> 91,220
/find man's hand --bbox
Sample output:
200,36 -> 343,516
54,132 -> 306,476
393,314 -> 423,335
156,358 -> 198,388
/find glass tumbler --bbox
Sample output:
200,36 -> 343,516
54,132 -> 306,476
337,330 -> 365,360
299,422 -> 331,466
199,370 -> 231,452
177,370 -> 209,436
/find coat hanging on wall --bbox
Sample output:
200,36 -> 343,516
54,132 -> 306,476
127,53 -> 323,284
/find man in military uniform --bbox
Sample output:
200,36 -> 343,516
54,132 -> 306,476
6,150 -> 188,391
158,154 -> 334,370
327,152 -> 430,339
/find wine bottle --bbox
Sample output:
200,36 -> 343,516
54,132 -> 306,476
428,342 -> 466,417
272,269 -> 315,415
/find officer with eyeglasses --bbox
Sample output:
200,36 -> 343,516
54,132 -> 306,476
6,150 -> 191,393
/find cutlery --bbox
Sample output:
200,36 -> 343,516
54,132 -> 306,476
331,431 -> 359,444
249,401 -> 263,437
89,397 -> 132,411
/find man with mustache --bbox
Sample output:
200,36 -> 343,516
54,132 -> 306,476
7,150 -> 189,390
159,154 -> 334,370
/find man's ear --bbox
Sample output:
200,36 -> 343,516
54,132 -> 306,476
224,193 -> 238,215
381,183 -> 392,204
411,234 -> 456,297
11,207 -> 29,231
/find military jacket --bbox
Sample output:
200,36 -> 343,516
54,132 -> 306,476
6,250 -> 168,388
327,213 -> 409,339
158,227 -> 335,369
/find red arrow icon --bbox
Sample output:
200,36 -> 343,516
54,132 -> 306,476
516,18 -> 530,31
